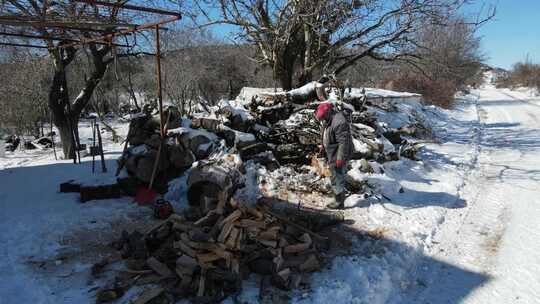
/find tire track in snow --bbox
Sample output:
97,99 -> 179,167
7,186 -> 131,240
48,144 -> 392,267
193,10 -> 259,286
407,89 -> 526,303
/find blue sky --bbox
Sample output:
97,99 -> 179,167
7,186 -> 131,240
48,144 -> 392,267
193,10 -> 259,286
466,0 -> 540,69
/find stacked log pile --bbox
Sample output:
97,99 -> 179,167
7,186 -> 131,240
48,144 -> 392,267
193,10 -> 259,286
97,196 -> 344,303
96,83 -> 429,201
58,81 -> 431,204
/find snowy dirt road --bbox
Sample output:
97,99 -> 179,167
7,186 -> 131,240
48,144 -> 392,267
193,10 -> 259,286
410,87 -> 540,304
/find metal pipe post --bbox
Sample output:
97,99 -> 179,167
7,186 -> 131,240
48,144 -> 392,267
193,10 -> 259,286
155,24 -> 164,137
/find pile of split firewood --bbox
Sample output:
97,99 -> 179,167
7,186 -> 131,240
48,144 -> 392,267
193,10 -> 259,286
95,196 -> 343,303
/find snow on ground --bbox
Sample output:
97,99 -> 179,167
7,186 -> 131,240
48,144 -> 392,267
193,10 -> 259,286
2,84 -> 540,303
407,85 -> 540,304
0,120 -> 173,304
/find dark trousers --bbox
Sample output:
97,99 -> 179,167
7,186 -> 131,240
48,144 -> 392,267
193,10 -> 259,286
329,163 -> 346,196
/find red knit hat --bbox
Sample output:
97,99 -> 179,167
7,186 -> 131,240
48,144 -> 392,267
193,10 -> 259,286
315,102 -> 333,120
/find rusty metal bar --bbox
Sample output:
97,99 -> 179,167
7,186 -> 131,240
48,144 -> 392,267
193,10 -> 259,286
0,42 -> 49,48
0,31 -> 131,47
56,15 -> 180,49
74,0 -> 182,18
0,20 -> 113,32
0,31 -> 78,42
0,16 -> 137,31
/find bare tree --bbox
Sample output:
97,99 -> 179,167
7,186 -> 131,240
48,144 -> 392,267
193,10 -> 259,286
197,0 -> 494,90
0,1 -> 158,158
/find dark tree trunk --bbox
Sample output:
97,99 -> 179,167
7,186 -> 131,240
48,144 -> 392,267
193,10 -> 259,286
47,43 -> 111,159
297,69 -> 313,88
48,50 -> 76,159
278,68 -> 294,91
275,57 -> 295,91
275,42 -> 301,91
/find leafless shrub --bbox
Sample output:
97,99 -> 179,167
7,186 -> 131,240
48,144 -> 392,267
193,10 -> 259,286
390,73 -> 457,108
376,17 -> 485,108
500,60 -> 540,90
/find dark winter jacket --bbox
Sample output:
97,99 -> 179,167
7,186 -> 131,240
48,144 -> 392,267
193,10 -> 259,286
322,111 -> 353,163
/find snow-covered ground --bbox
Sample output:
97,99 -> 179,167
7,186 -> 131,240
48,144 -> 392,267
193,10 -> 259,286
407,86 -> 540,304
1,84 -> 540,303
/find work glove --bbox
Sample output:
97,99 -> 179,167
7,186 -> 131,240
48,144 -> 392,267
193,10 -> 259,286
318,144 -> 325,157
336,159 -> 344,168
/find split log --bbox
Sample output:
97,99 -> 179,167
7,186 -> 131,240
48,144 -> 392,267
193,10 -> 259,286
80,184 -> 124,203
258,197 -> 344,232
283,234 -> 312,254
299,254 -> 320,272
259,226 -> 280,241
146,257 -> 174,278
218,221 -> 235,243
173,240 -> 197,258
60,180 -> 81,193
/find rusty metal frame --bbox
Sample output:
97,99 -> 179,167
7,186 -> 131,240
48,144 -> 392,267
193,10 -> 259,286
73,0 -> 182,17
55,15 -> 179,49
0,16 -> 137,31
1,1 -> 182,160
0,31 -> 131,47
0,41 -> 49,48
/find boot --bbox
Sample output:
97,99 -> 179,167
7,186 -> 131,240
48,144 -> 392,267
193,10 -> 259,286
327,192 -> 345,210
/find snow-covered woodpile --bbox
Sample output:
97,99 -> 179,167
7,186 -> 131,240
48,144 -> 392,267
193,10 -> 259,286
114,82 -> 430,199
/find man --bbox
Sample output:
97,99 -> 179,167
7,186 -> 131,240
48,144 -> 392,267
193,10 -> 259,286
315,102 -> 353,209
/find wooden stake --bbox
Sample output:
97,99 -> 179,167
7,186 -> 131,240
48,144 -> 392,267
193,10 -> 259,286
96,124 -> 107,173
50,112 -> 57,160
92,119 -> 96,173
